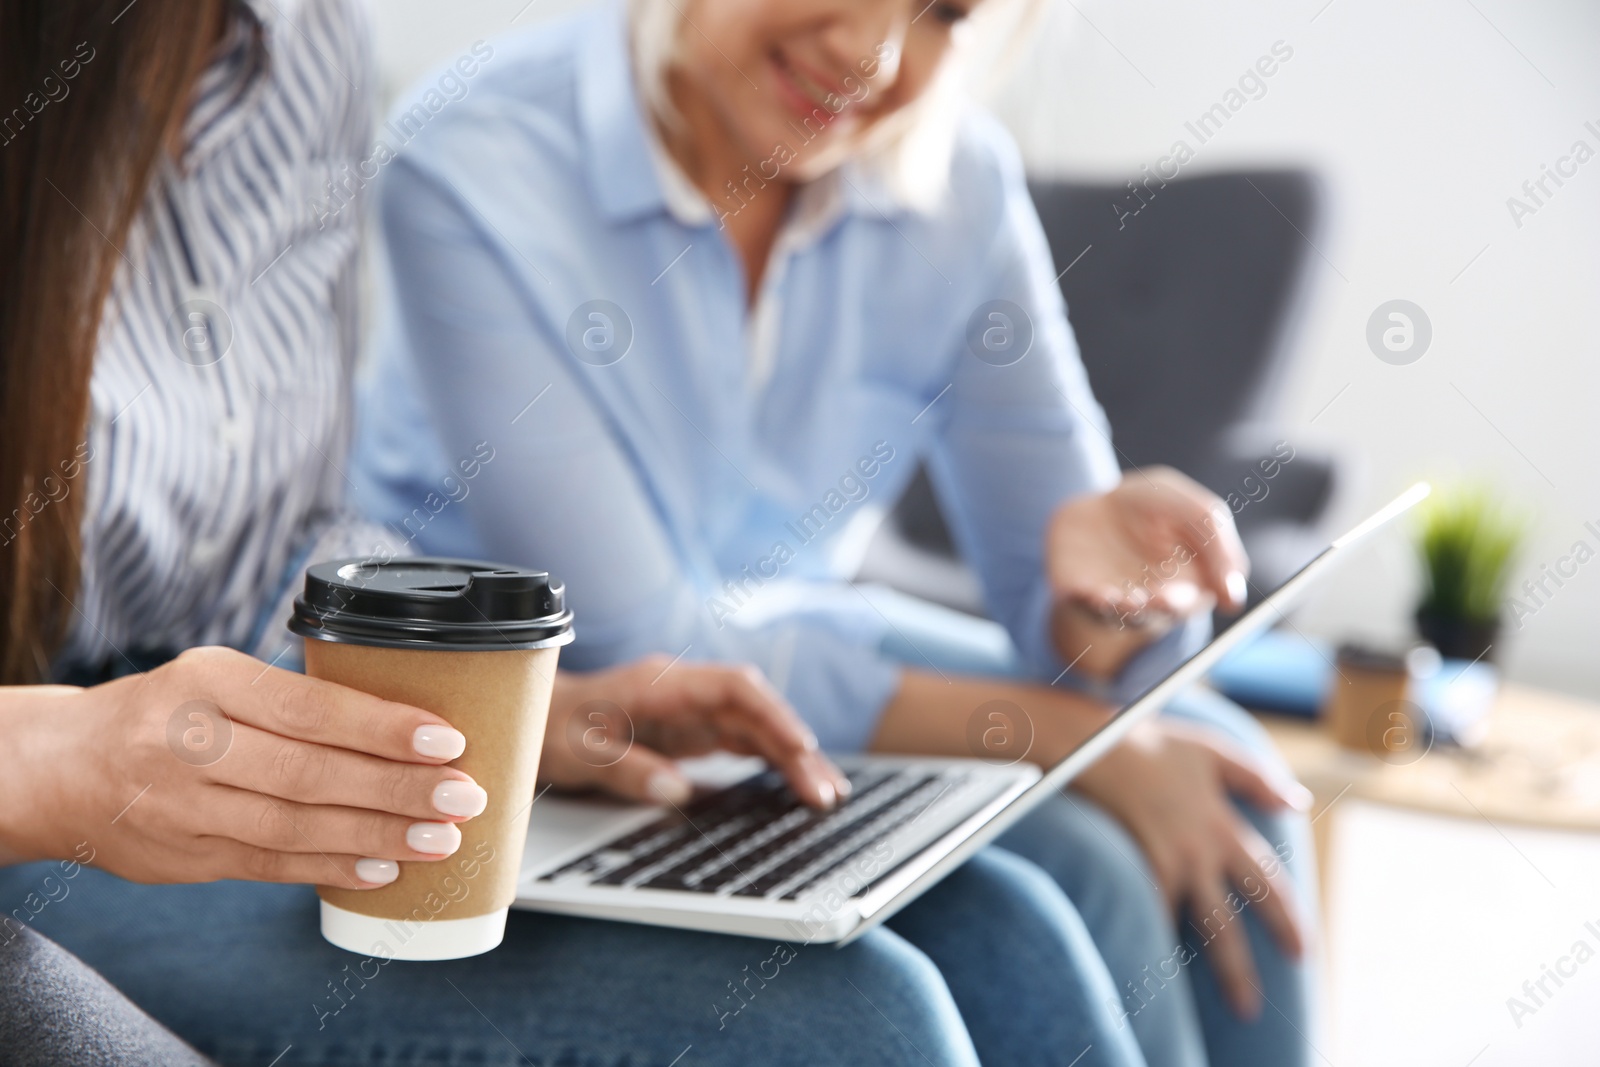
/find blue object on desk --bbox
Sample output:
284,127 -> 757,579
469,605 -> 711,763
1208,629 -> 1332,717
1208,628 -> 1498,745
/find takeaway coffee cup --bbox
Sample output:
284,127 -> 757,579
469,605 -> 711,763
288,557 -> 574,961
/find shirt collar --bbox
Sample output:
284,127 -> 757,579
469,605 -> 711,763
577,0 -> 668,223
183,0 -> 271,165
577,0 -> 915,233
643,118 -> 862,253
643,122 -> 716,228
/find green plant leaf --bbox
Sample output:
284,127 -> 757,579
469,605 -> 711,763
1414,484 -> 1526,624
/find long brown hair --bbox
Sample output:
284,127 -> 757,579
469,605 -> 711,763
0,0 -> 223,683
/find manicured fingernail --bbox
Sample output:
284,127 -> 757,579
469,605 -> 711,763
413,724 -> 466,760
806,754 -> 846,804
355,858 -> 399,886
432,779 -> 488,818
1226,571 -> 1248,606
1287,782 -> 1314,811
406,821 -> 462,855
646,771 -> 692,807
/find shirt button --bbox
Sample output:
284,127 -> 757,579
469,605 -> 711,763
216,416 -> 248,451
189,537 -> 223,568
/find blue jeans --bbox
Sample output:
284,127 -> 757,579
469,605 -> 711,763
0,847 -> 1144,1067
870,586 -> 1318,1067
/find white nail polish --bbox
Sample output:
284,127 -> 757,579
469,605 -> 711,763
354,858 -> 399,885
413,724 -> 466,760
646,771 -> 692,807
432,779 -> 488,818
406,821 -> 462,855
1226,571 -> 1248,606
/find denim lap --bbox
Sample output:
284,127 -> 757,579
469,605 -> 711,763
888,848 -> 1148,1067
0,866 -> 987,1067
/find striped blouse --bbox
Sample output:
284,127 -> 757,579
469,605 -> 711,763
59,0 -> 395,679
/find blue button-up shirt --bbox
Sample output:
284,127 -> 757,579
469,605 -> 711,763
354,1 -> 1196,751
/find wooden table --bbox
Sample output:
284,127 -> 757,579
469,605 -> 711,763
1257,683 -> 1600,901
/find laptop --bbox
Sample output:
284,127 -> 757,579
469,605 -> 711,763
512,483 -> 1430,945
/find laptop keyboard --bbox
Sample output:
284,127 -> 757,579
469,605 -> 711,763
536,766 -> 970,901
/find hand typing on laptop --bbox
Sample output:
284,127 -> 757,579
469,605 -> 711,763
538,657 -> 850,812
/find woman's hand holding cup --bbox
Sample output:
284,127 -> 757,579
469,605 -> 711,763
5,646 -> 489,890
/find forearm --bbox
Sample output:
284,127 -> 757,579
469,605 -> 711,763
868,668 -> 1115,769
0,686 -> 81,866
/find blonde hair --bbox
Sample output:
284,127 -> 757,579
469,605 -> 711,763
627,0 -> 1041,211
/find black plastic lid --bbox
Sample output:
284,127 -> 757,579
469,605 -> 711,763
1334,642 -> 1407,674
289,558 -> 575,651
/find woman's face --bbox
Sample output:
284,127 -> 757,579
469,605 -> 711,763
670,0 -> 979,177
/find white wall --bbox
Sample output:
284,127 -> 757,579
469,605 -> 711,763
368,0 -> 1600,699
368,0 -> 592,105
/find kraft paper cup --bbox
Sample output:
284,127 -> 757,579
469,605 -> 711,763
289,559 -> 573,961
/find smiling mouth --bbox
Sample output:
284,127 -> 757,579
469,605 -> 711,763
770,50 -> 852,118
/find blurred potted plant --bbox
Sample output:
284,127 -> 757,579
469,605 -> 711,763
1413,485 -> 1524,662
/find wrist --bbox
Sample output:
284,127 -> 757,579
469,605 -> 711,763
1021,686 -> 1117,770
539,670 -> 606,790
1070,717 -> 1159,806
0,685 -> 91,865
546,669 -> 599,738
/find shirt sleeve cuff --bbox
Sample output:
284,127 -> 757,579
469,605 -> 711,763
1012,579 -> 1065,681
1100,612 -> 1212,707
